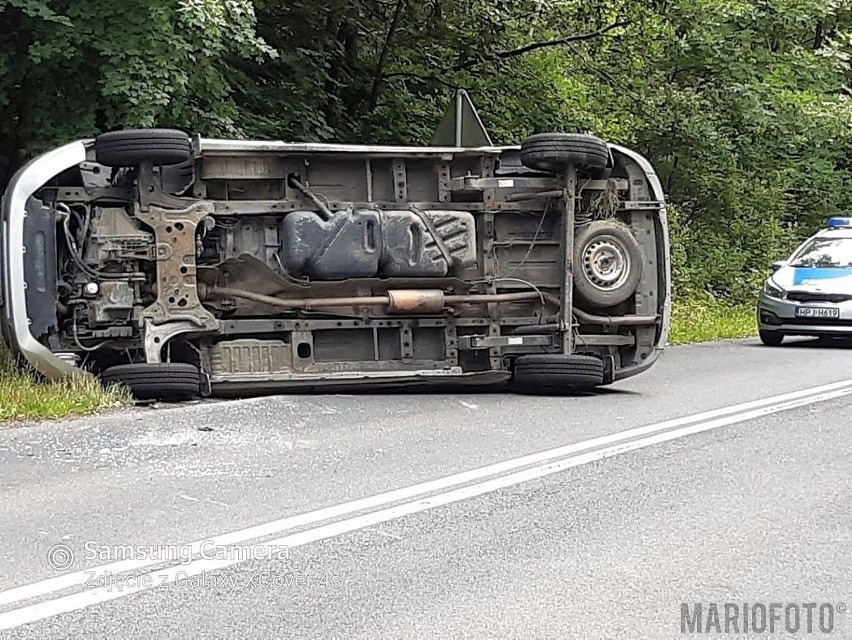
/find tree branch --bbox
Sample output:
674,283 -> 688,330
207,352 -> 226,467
368,0 -> 407,111
452,19 -> 632,72
497,19 -> 633,58
382,70 -> 459,90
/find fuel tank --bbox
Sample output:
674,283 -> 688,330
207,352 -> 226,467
280,208 -> 477,280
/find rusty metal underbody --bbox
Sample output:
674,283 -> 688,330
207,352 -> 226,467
50,142 -> 667,390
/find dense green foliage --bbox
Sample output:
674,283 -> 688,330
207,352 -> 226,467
2,0 -> 851,302
668,295 -> 756,344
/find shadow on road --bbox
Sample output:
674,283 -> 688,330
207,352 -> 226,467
744,336 -> 852,350
593,387 -> 643,397
137,382 -> 645,408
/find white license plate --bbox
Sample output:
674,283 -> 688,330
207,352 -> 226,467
795,306 -> 840,319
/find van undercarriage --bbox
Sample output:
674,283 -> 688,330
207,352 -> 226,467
1,128 -> 670,399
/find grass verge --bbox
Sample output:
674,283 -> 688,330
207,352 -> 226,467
669,295 -> 757,345
0,345 -> 129,423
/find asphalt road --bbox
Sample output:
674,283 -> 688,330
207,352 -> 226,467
0,336 -> 851,638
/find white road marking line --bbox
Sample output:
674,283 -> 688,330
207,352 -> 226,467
2,383 -> 850,630
0,379 -> 850,617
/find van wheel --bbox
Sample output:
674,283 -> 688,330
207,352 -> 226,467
100,363 -> 200,401
512,354 -> 604,394
94,129 -> 192,167
520,133 -> 610,172
574,220 -> 643,308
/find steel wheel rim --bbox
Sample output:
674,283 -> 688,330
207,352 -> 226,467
582,235 -> 631,291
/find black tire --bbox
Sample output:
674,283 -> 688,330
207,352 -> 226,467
520,133 -> 610,173
759,329 -> 784,346
512,354 -> 604,394
95,128 -> 192,167
100,363 -> 200,401
573,220 -> 643,308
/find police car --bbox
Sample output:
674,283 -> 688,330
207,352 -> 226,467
757,216 -> 852,345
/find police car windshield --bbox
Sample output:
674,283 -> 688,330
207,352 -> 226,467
790,237 -> 852,268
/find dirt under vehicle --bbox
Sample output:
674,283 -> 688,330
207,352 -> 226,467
0,106 -> 671,400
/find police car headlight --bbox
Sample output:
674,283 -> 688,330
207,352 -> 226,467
763,280 -> 785,299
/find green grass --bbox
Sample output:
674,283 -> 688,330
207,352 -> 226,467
669,296 -> 757,345
0,345 -> 129,423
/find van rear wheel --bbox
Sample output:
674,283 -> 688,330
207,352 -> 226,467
519,133 -> 610,173
511,354 -> 604,394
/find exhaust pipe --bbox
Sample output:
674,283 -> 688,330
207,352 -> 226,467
202,286 -> 544,313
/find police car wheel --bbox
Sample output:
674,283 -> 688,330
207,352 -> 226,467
759,329 -> 784,346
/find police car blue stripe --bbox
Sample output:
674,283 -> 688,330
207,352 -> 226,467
792,267 -> 852,285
